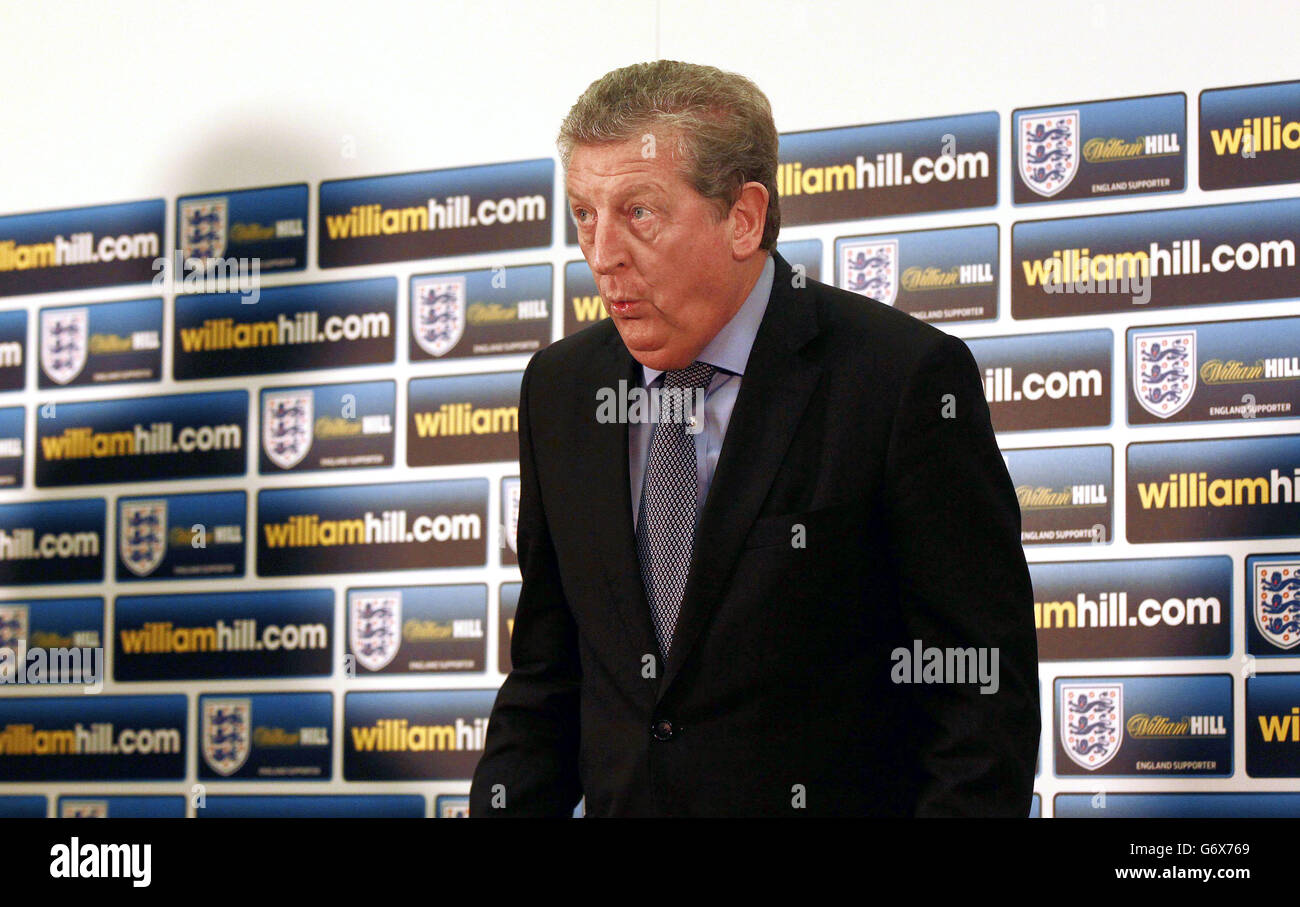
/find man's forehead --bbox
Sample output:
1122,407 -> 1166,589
566,174 -> 670,202
565,142 -> 682,199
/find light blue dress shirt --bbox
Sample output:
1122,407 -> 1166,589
630,253 -> 775,530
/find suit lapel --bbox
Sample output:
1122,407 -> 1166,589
585,334 -> 662,667
658,252 -> 823,697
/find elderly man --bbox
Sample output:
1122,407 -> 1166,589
469,60 -> 1039,817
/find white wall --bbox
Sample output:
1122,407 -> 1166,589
5,0 -> 1298,211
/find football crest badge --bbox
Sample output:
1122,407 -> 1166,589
1254,559 -> 1300,650
1134,330 -> 1196,419
202,698 -> 251,777
350,591 -> 402,673
413,276 -> 467,358
1061,683 -> 1123,771
180,197 -> 228,260
40,307 -> 88,385
1019,111 -> 1080,197
264,391 -> 314,470
119,500 -> 167,578
839,239 -> 898,305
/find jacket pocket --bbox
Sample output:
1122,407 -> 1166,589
742,500 -> 859,550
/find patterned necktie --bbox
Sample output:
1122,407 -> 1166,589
635,361 -> 716,658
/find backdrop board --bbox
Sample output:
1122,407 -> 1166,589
0,0 -> 1297,819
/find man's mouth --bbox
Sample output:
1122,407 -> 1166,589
606,298 -> 643,315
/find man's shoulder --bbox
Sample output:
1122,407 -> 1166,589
799,272 -> 961,369
524,318 -> 620,381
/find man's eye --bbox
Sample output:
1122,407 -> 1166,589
573,209 -> 590,224
631,206 -> 648,219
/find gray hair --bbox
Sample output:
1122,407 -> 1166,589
557,60 -> 781,250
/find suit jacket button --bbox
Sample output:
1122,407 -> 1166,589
652,719 -> 674,741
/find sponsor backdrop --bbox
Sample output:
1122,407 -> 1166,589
0,0 -> 1297,818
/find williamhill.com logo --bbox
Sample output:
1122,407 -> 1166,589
1247,673 -> 1300,775
1128,436 -> 1300,542
1017,484 -> 1109,508
1133,468 -> 1300,510
1207,115 -> 1300,158
257,480 -> 488,574
343,689 -> 496,780
318,160 -> 553,267
408,373 -> 520,466
262,509 -> 477,548
350,716 -> 487,752
1201,80 -> 1300,190
411,403 -> 517,438
1032,556 -> 1231,660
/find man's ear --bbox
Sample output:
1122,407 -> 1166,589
729,182 -> 768,259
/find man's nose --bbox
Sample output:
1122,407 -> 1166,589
588,215 -> 627,275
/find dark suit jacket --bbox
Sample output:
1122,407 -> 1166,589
470,250 -> 1039,817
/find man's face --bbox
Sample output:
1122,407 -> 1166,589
565,136 -> 744,371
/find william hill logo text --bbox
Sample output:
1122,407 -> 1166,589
324,194 -> 546,239
39,422 -> 241,460
408,374 -> 521,467
570,294 -> 608,324
118,618 -> 329,654
902,263 -> 994,290
1129,436 -> 1300,542
1247,676 -> 1300,775
0,230 -> 160,273
1127,714 -> 1227,737
1036,591 -> 1222,631
1135,467 -> 1300,510
412,403 -> 517,438
257,481 -> 488,575
318,162 -> 553,268
178,310 -> 391,351
350,717 -> 487,752
0,527 -> 100,561
1256,706 -> 1300,742
778,114 -> 998,224
262,509 -> 480,548
342,689 -> 496,778
1017,484 -> 1109,508
1208,115 -> 1300,157
0,721 -> 182,755
1083,133 -> 1181,163
777,149 -> 990,196
1200,357 -> 1300,383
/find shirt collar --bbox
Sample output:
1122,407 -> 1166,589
641,253 -> 774,386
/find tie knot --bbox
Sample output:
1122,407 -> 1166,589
662,361 -> 716,391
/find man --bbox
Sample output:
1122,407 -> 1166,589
470,60 -> 1039,817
